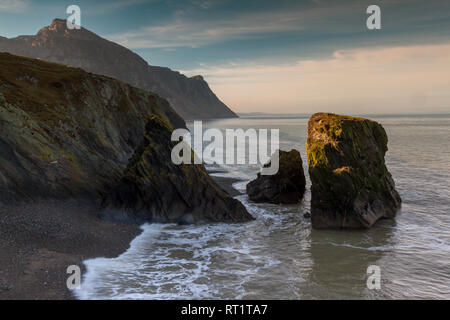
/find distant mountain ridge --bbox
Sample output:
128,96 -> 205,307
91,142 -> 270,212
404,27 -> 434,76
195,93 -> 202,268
0,19 -> 237,120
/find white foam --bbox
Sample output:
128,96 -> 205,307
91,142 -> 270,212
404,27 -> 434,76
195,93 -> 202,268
74,117 -> 450,299
75,204 -> 291,299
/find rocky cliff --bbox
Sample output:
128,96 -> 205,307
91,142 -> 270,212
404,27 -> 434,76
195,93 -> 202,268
0,19 -> 237,120
0,52 -> 251,223
306,113 -> 401,229
101,116 -> 252,223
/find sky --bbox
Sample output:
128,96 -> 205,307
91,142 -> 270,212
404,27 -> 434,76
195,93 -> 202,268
1,0 -> 450,114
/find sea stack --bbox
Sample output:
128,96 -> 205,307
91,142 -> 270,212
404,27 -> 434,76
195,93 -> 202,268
306,113 -> 401,229
246,149 -> 306,204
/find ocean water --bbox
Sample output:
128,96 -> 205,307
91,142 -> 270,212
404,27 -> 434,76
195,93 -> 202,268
75,115 -> 450,300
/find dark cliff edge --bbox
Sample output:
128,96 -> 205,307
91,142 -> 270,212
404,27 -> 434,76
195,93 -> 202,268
101,116 -> 253,224
0,52 -> 183,203
0,52 -> 251,222
0,19 -> 238,120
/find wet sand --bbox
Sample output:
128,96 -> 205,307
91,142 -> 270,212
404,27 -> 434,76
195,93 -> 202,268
0,200 -> 141,300
0,176 -> 242,300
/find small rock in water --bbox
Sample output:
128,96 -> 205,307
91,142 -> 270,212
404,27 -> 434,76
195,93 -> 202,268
246,149 -> 306,204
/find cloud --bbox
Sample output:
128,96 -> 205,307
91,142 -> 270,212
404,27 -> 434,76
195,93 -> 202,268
85,0 -> 153,15
104,0 -> 450,49
105,3 -> 358,49
0,0 -> 29,12
182,43 -> 450,114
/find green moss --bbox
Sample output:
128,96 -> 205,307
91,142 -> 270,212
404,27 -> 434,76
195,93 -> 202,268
306,139 -> 328,167
118,92 -> 133,113
0,52 -> 88,127
306,112 -> 392,206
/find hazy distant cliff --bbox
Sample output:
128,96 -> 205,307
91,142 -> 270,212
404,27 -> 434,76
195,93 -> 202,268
0,19 -> 237,120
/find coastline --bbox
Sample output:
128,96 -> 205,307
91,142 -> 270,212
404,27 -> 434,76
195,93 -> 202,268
0,175 -> 243,300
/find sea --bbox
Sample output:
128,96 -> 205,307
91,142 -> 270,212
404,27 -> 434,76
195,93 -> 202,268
75,114 -> 450,299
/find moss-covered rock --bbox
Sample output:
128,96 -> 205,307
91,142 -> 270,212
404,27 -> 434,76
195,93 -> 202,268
0,52 -> 184,202
306,113 -> 401,229
0,52 -> 252,223
246,149 -> 306,204
101,116 -> 253,223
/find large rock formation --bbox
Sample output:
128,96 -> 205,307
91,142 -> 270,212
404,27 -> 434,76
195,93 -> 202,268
101,116 -> 253,223
246,150 -> 306,204
0,19 -> 237,120
306,113 -> 401,229
0,52 -> 252,223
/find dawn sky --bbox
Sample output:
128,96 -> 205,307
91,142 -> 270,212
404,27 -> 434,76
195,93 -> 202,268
1,0 -> 450,114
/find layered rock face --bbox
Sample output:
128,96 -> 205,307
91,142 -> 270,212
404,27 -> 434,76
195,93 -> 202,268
246,150 -> 306,204
0,19 -> 237,120
0,52 -> 252,223
306,113 -> 401,229
101,116 -> 253,223
0,52 -> 182,202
